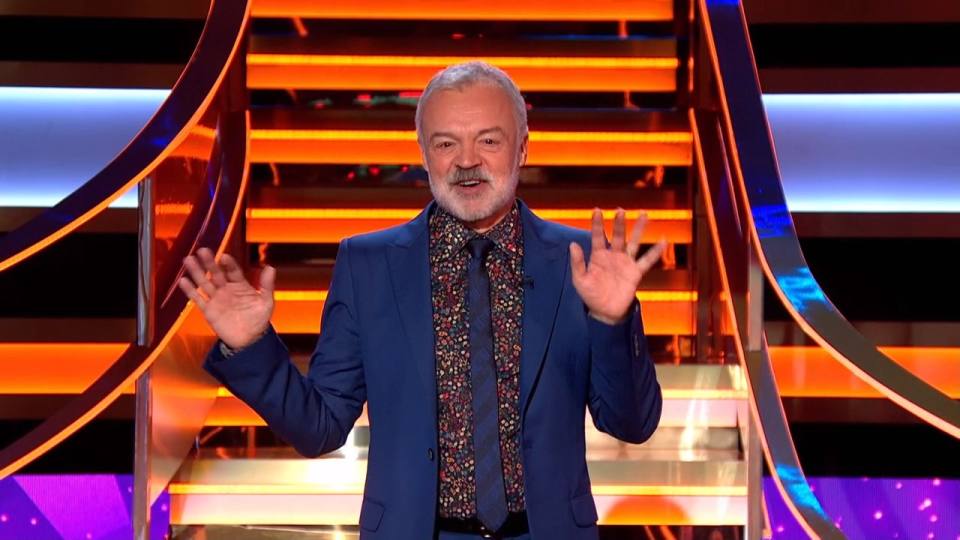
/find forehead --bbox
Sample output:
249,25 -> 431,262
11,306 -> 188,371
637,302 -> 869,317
421,82 -> 517,133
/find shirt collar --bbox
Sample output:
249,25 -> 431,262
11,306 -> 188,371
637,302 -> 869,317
429,201 -> 522,260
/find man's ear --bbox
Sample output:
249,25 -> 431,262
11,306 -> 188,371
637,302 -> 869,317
518,133 -> 529,167
419,141 -> 430,174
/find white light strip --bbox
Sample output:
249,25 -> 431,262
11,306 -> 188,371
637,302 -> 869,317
1,89 -> 957,213
0,87 -> 170,209
763,93 -> 960,213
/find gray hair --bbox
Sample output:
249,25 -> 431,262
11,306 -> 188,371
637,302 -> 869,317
415,61 -> 529,145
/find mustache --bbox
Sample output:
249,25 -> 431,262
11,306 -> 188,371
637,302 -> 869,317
447,168 -> 493,185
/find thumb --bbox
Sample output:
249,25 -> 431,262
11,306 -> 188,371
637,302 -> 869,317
259,265 -> 276,298
569,242 -> 587,286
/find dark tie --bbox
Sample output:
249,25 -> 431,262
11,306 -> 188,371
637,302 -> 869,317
466,237 -> 508,532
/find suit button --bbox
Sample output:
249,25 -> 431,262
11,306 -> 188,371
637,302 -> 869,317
428,449 -> 435,461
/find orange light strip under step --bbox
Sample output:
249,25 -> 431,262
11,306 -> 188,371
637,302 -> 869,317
252,0 -> 673,21
246,208 -> 694,244
248,54 -> 678,92
0,344 -> 133,394
772,346 -> 960,399
3,344 -> 955,401
249,129 -> 693,166
271,290 -> 695,335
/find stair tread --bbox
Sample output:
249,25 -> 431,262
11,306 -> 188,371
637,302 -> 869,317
250,36 -> 677,58
269,264 -> 693,292
174,453 -> 745,487
251,108 -> 690,133
209,388 -> 741,428
251,0 -> 675,22
249,184 -> 690,210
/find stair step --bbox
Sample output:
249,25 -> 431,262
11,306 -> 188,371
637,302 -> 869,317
246,185 -> 693,244
270,264 -> 693,291
210,384 -> 743,428
251,0 -> 674,21
208,365 -> 742,427
268,289 -> 696,335
264,264 -> 696,336
248,37 -> 677,92
170,491 -> 747,526
4,333 -> 956,404
174,454 -> 744,486
168,454 -> 745,526
249,109 -> 693,166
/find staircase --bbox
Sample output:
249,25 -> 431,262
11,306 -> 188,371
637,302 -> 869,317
2,1 -> 958,540
164,0 -> 750,536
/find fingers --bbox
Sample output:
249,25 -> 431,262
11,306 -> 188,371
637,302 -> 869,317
197,247 -> 227,288
183,253 -> 217,298
177,276 -> 207,310
220,253 -> 246,283
590,208 -> 607,252
569,242 -> 587,285
181,249 -> 253,309
636,238 -> 668,275
626,212 -> 648,259
611,208 -> 626,252
259,265 -> 276,297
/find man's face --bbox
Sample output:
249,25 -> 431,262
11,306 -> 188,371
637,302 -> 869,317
419,82 -> 528,232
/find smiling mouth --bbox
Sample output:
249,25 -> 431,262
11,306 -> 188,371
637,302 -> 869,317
456,180 -> 483,187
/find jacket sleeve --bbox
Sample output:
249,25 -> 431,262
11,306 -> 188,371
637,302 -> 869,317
203,237 -> 367,457
585,302 -> 663,444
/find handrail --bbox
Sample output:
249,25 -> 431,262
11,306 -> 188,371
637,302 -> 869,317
0,0 -> 252,479
0,0 -> 248,274
699,0 -> 959,438
692,110 -> 846,540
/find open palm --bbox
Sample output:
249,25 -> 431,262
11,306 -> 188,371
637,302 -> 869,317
570,209 -> 667,324
178,247 -> 276,350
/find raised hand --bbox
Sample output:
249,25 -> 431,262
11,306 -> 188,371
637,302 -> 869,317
178,247 -> 276,350
569,208 -> 667,324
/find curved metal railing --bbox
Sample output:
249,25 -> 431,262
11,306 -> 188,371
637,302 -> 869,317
691,110 -> 846,540
695,0 -> 959,537
0,0 -> 252,479
700,0 -> 959,439
0,0 -> 248,274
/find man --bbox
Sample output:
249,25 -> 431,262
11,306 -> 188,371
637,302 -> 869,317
179,61 -> 665,540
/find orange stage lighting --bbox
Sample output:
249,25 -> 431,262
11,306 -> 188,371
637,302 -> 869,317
248,54 -> 677,92
773,346 -> 960,399
3,342 -> 955,403
246,208 -> 693,244
270,290 -> 695,335
249,129 -> 692,166
252,0 -> 674,21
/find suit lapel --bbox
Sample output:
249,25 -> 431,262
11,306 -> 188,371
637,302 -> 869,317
518,202 -> 567,418
387,204 -> 437,420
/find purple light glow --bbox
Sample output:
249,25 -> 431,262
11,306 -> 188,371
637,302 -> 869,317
1,474 -> 957,540
0,475 -> 169,540
766,477 -> 959,540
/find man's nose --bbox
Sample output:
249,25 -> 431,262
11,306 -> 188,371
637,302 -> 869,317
455,142 -> 481,169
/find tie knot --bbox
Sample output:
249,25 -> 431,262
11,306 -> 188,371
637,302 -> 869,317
466,236 -> 495,260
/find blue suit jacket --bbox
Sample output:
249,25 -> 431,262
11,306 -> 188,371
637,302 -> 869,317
204,200 -> 663,540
